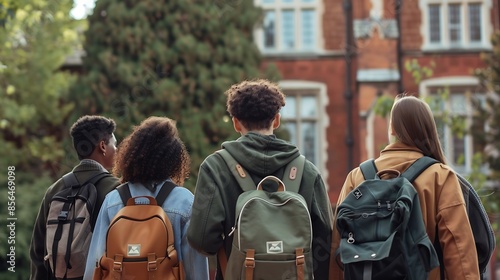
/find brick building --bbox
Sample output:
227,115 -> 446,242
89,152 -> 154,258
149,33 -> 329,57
254,0 -> 500,205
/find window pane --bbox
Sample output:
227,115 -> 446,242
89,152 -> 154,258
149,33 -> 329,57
301,96 -> 317,117
264,11 -> 276,48
448,4 -> 461,43
452,134 -> 465,166
450,94 -> 467,115
469,3 -> 482,42
301,0 -> 315,2
282,10 -> 295,49
281,0 -> 294,3
435,118 -> 446,151
302,122 -> 317,164
283,122 -> 297,145
429,5 -> 441,43
301,9 -> 316,49
262,0 -> 276,3
281,96 -> 296,118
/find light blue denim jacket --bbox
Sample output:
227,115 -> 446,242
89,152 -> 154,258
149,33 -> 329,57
83,180 -> 209,280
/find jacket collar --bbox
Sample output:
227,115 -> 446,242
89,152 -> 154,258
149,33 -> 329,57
73,159 -> 108,173
380,142 -> 424,159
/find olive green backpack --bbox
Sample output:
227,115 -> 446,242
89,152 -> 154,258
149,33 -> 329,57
217,150 -> 313,280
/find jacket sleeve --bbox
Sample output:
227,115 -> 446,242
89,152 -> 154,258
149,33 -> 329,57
436,170 -> 480,280
310,173 -> 334,280
329,168 -> 359,280
29,197 -> 50,280
187,161 -> 226,256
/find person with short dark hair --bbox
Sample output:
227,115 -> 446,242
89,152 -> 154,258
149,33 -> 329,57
30,115 -> 120,280
84,116 -> 209,280
330,95 -> 480,279
187,79 -> 333,279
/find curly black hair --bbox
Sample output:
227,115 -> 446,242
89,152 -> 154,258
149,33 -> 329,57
225,79 -> 286,130
70,115 -> 116,160
113,116 -> 190,185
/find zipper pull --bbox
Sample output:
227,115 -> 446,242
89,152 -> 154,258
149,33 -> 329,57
228,226 -> 236,236
377,200 -> 381,208
386,201 -> 391,210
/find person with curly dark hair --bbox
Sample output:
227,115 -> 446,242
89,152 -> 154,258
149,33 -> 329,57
187,79 -> 333,279
84,116 -> 209,280
30,115 -> 120,280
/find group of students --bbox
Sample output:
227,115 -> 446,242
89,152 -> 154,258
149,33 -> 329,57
29,78 -> 480,280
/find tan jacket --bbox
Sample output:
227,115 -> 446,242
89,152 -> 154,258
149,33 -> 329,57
330,142 -> 479,280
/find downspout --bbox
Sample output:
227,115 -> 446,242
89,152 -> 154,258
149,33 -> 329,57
395,0 -> 404,93
343,0 -> 355,172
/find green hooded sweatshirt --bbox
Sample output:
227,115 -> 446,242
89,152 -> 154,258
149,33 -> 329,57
187,132 -> 333,280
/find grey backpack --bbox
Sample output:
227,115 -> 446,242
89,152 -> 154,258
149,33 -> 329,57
218,150 -> 313,280
45,172 -> 109,279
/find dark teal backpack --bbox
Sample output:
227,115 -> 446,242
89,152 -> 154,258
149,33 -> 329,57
335,158 -> 440,280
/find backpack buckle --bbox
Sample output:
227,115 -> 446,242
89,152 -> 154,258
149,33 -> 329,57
147,261 -> 157,271
245,249 -> 255,268
58,211 -> 69,220
113,261 -> 122,272
147,253 -> 157,271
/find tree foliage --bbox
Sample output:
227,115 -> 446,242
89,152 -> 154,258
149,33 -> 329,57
0,0 -> 82,278
475,32 -> 500,184
72,0 -> 278,190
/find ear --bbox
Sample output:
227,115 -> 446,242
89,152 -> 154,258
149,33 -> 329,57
272,114 -> 281,129
99,140 -> 107,153
232,117 -> 242,132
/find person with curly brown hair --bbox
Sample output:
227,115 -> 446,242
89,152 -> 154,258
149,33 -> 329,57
187,79 -> 333,279
83,116 -> 209,280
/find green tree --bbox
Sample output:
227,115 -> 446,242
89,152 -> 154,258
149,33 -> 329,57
72,0 -> 278,190
0,0 -> 82,278
474,31 -> 500,214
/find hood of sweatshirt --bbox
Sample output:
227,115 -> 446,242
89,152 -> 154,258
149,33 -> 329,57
221,132 -> 301,177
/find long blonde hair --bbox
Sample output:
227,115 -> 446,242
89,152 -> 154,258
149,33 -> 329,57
390,95 -> 447,164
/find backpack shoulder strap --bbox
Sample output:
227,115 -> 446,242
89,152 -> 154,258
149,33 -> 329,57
155,180 -> 176,206
62,172 -> 80,188
117,183 -> 132,205
360,159 -> 377,180
282,155 -> 306,193
216,149 -> 256,192
401,156 -> 439,182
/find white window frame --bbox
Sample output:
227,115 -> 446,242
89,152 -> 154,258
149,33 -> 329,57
420,0 -> 492,50
420,76 -> 486,174
278,80 -> 329,187
254,0 -> 324,54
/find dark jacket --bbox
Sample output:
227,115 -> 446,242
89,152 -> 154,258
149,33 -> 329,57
29,160 -> 120,280
187,132 -> 333,280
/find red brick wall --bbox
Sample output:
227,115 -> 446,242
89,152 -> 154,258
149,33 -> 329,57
323,0 -> 345,51
402,53 -> 488,93
400,0 -> 423,50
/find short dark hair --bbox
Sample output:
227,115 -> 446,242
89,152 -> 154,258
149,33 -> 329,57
113,116 -> 190,185
225,79 -> 286,130
70,115 -> 116,160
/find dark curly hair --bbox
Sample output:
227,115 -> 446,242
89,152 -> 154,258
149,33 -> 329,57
70,115 -> 116,160
113,116 -> 190,185
225,79 -> 286,130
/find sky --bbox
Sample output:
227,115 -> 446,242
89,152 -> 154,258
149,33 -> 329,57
71,0 -> 96,20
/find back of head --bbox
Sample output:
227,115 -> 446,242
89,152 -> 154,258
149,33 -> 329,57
70,115 -> 116,160
390,95 -> 447,163
113,116 -> 190,185
225,79 -> 286,130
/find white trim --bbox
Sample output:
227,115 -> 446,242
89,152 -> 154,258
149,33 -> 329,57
419,76 -> 480,96
278,80 -> 329,190
419,0 -> 492,50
